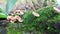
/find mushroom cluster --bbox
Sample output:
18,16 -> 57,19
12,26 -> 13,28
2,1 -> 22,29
7,7 -> 25,23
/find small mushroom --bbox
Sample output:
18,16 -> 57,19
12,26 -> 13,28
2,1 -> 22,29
54,7 -> 60,12
14,16 -> 23,22
32,12 -> 40,17
7,16 -> 16,23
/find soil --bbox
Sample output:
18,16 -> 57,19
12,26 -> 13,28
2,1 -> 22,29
0,18 -> 9,27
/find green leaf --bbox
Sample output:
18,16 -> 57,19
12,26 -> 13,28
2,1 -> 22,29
0,13 -> 7,18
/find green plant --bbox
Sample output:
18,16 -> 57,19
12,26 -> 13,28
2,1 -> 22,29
0,8 -> 7,18
21,6 -> 60,34
22,6 -> 54,33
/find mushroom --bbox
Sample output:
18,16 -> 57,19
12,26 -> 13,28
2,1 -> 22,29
32,12 -> 40,17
